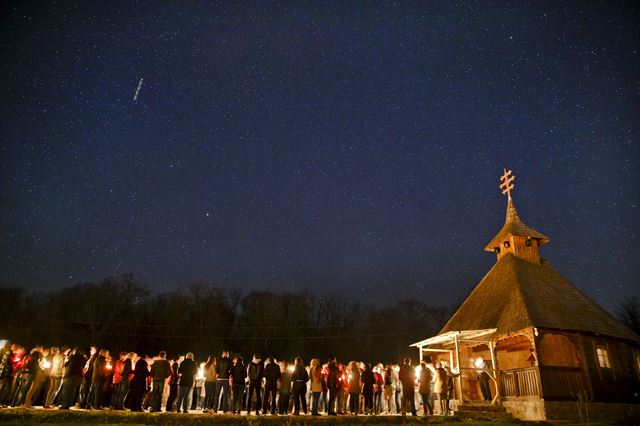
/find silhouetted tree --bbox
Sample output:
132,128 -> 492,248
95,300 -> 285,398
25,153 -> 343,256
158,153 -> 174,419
617,296 -> 640,336
1,281 -> 452,362
44,274 -> 148,349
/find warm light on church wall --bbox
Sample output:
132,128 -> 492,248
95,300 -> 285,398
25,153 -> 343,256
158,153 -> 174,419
538,333 -> 580,368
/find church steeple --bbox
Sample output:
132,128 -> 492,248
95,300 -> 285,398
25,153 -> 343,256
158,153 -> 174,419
484,170 -> 549,264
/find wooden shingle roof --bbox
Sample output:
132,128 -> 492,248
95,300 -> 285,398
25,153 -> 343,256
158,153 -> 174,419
484,197 -> 549,252
440,253 -> 639,342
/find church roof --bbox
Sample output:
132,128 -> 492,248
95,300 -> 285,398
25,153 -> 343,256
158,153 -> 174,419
440,253 -> 639,342
484,197 -> 549,252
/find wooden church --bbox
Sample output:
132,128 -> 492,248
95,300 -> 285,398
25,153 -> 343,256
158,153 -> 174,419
411,171 -> 640,421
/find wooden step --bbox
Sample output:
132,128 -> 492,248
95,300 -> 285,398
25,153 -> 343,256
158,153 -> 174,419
454,402 -> 514,421
454,410 -> 515,421
456,403 -> 507,412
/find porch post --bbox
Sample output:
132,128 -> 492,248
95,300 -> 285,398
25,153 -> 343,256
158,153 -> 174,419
454,334 -> 463,404
489,339 -> 500,403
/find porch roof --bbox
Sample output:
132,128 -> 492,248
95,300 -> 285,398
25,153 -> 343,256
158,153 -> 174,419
410,328 -> 497,348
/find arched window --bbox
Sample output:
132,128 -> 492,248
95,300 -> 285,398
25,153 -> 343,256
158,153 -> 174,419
596,346 -> 611,368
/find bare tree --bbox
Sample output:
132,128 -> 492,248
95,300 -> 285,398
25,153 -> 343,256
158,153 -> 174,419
617,296 -> 640,336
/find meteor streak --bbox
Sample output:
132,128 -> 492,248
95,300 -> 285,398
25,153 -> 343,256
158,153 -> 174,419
133,77 -> 144,101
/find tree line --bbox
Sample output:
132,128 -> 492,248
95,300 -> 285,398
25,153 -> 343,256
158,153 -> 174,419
0,274 -> 451,363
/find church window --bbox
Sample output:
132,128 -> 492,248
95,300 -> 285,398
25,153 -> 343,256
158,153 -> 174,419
503,241 -> 510,248
596,346 -> 611,368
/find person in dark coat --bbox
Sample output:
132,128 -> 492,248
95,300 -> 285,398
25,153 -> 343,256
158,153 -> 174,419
231,356 -> 247,414
326,358 -> 339,416
128,355 -> 149,412
418,361 -> 433,416
291,357 -> 309,415
477,358 -> 492,402
214,350 -> 232,413
444,362 -> 459,416
80,346 -> 97,409
361,363 -> 376,415
176,352 -> 196,414
89,349 -> 108,409
59,348 -> 86,409
165,356 -> 181,412
278,360 -> 292,415
399,357 -> 416,417
150,351 -> 171,412
246,354 -> 263,414
262,357 -> 281,415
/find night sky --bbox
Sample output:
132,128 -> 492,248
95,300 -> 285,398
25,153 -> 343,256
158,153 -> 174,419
1,1 -> 638,313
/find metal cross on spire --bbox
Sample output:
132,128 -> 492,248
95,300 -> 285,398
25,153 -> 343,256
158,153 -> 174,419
499,169 -> 515,198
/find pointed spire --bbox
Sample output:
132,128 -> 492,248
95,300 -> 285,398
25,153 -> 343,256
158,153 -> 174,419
505,196 -> 521,224
485,171 -> 550,260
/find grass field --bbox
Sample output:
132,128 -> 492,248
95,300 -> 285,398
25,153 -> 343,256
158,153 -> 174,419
0,408 -> 523,425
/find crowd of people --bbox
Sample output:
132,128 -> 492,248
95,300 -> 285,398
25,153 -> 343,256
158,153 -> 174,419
0,340 -> 464,416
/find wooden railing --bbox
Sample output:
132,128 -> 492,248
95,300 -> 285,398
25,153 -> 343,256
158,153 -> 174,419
500,366 -> 588,400
500,366 -> 540,397
538,366 -> 588,400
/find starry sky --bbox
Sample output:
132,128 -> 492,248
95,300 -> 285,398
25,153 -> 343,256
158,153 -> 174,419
1,1 -> 638,313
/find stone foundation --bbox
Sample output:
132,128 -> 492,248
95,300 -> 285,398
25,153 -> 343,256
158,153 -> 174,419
502,397 -> 640,422
544,401 -> 640,423
502,399 -> 546,421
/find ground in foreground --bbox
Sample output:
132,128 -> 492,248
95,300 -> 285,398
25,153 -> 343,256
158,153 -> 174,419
0,408 -> 524,425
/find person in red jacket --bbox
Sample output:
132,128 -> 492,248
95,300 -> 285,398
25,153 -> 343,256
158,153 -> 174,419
373,365 -> 384,414
109,352 -> 126,408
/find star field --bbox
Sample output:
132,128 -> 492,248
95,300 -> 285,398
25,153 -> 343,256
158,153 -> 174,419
1,1 -> 638,312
